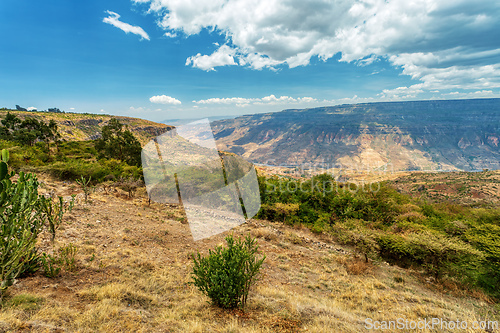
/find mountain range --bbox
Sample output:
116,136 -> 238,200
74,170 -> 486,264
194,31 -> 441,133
212,98 -> 500,172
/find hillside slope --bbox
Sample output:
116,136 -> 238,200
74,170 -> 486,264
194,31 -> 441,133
212,98 -> 500,172
0,175 -> 497,332
0,110 -> 172,145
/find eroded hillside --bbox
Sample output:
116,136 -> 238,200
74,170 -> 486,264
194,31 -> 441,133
213,98 -> 500,172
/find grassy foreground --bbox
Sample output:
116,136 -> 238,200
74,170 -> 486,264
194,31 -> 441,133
0,175 -> 498,332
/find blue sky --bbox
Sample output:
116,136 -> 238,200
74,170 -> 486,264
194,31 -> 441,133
1,0 -> 500,122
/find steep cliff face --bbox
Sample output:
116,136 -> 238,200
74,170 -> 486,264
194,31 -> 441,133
0,111 -> 173,145
212,98 -> 500,172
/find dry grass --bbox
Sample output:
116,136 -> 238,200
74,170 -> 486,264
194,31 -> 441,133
0,176 -> 498,332
345,258 -> 371,275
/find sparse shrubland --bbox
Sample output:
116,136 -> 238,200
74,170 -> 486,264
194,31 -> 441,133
258,173 -> 500,300
0,114 -> 143,183
0,168 -> 498,331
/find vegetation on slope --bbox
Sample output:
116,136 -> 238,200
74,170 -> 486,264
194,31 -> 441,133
0,180 -> 497,332
257,173 -> 500,300
0,114 -> 143,183
0,108 -> 171,144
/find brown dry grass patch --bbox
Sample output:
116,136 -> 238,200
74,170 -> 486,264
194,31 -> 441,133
0,176 -> 498,332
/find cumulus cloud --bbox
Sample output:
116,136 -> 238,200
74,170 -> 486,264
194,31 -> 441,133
440,90 -> 500,99
150,95 -> 182,105
193,95 -> 318,107
379,84 -> 425,100
135,0 -> 500,91
103,10 -> 150,40
186,45 -> 237,71
164,31 -> 177,38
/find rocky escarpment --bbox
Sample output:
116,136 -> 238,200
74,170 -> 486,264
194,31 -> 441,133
134,125 -> 172,138
212,98 -> 500,172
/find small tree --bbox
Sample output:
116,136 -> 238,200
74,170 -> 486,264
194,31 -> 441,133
95,118 -> 142,167
191,235 -> 265,309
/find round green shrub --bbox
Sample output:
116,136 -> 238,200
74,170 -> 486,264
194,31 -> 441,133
191,235 -> 265,309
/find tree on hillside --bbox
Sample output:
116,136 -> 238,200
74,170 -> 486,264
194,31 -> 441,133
47,108 -> 63,113
1,112 -> 21,132
95,118 -> 142,167
0,113 -> 61,151
47,119 -> 61,152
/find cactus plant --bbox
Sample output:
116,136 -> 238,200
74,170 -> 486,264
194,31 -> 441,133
0,149 -> 74,299
40,195 -> 75,243
0,149 -> 48,299
76,175 -> 92,202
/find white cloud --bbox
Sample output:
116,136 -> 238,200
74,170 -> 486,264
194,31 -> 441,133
27,106 -> 37,111
323,95 -> 376,105
379,84 -> 425,100
135,0 -> 500,91
103,10 -> 150,41
150,95 -> 182,105
193,95 -> 318,107
185,45 -> 237,71
164,31 -> 177,38
441,90 -> 500,99
193,97 -> 251,105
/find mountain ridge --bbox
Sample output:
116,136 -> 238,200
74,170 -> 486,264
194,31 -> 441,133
212,98 -> 500,172
0,109 -> 173,145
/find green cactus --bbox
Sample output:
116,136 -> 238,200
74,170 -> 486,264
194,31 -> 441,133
40,195 -> 75,243
0,149 -> 47,299
76,175 -> 92,202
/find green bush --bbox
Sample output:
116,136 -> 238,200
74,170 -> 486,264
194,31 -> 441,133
466,224 -> 500,297
40,243 -> 78,278
76,176 -> 93,202
39,195 -> 75,242
40,253 -> 61,278
330,221 -> 379,262
59,243 -> 77,271
191,235 -> 265,309
377,232 -> 483,281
